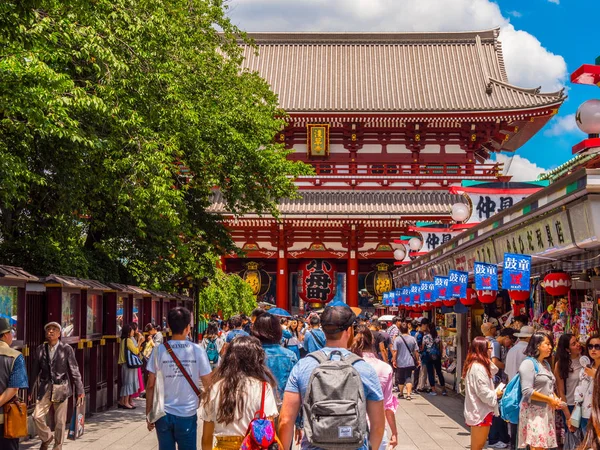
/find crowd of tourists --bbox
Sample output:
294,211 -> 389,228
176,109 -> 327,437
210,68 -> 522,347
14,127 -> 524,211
1,307 -> 600,450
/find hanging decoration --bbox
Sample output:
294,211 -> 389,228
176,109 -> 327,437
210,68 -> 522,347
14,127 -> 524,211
365,263 -> 394,302
239,262 -> 271,298
420,281 -> 435,311
477,290 -> 498,304
460,288 -> 478,306
542,271 -> 572,297
474,262 -> 498,291
298,259 -> 336,305
503,253 -> 531,291
449,270 -> 469,299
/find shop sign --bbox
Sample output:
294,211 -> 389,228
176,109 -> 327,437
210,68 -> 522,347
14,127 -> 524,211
494,210 -> 572,257
420,281 -> 435,303
420,231 -> 461,252
502,253 -> 531,291
307,124 -> 330,157
449,270 -> 469,298
383,291 -> 391,306
401,286 -> 410,304
474,262 -> 498,291
394,288 -> 403,306
409,284 -> 421,305
454,240 -> 497,272
464,193 -> 529,224
434,276 -> 449,300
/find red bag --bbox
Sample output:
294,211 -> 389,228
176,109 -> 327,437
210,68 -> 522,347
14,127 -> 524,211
240,382 -> 281,449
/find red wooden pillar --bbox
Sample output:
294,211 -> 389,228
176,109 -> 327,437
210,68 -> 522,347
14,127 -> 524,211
347,225 -> 359,308
276,224 -> 288,310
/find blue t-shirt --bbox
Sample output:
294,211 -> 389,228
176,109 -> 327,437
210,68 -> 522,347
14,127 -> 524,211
225,329 -> 249,343
146,340 -> 211,417
8,354 -> 28,389
285,347 -> 384,450
303,329 -> 326,353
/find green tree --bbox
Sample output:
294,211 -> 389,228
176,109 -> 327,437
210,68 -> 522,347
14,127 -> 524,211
0,0 -> 310,287
197,269 -> 257,319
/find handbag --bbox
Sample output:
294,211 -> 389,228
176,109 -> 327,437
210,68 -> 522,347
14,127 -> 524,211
45,343 -> 70,403
563,427 -> 584,450
240,382 -> 282,450
147,345 -> 166,424
67,398 -> 85,440
163,341 -> 201,399
570,403 -> 582,428
125,338 -> 144,369
3,397 -> 28,439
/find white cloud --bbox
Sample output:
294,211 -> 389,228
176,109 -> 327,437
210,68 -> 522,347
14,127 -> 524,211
548,0 -> 560,4
226,0 -> 567,91
507,10 -> 522,18
488,154 -> 548,181
544,114 -> 586,137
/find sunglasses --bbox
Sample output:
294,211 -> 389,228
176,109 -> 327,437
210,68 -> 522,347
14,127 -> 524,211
588,344 -> 600,351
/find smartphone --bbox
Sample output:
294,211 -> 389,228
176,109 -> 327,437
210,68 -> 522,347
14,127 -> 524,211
496,382 -> 506,392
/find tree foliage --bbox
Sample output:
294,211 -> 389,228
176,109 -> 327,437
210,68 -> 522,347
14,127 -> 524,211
198,269 -> 257,319
0,0 -> 310,288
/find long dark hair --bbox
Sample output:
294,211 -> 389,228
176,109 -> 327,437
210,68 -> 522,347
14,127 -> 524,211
524,332 -> 549,359
203,336 -> 277,424
120,323 -> 133,340
463,336 -> 493,379
580,365 -> 600,450
350,325 -> 375,357
205,321 -> 219,339
555,333 -> 574,381
429,324 -> 438,340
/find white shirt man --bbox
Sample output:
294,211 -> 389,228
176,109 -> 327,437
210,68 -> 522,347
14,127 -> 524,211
504,326 -> 534,381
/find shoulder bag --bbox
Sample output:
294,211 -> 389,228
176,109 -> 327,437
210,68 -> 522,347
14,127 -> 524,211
147,345 -> 166,424
3,396 -> 27,439
125,338 -> 144,369
163,341 -> 201,399
399,334 -> 418,366
240,382 -> 282,450
45,343 -> 69,403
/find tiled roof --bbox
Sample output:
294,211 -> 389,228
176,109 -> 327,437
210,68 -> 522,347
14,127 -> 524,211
107,283 -> 150,295
209,190 -> 461,216
44,275 -> 110,291
0,265 -> 38,282
241,29 -> 565,112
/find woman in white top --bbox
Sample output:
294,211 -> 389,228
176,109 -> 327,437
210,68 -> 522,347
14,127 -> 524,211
580,361 -> 600,450
553,333 -> 582,431
463,336 -> 503,450
200,335 -> 278,450
575,335 -> 600,433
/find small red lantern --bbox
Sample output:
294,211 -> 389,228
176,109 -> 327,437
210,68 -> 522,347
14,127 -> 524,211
432,300 -> 443,307
442,298 -> 457,307
460,288 -> 478,306
508,290 -> 530,302
543,272 -> 572,297
477,289 -> 498,304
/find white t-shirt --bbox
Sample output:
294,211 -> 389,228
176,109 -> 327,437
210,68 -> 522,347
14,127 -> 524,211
199,378 -> 278,437
146,340 -> 211,417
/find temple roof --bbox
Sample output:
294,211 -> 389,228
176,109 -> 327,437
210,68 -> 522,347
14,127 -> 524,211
209,190 -> 462,217
241,29 -> 565,113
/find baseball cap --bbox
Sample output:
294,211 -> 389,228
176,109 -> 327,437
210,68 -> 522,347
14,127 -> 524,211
321,306 -> 356,333
0,318 -> 10,335
514,325 -> 535,338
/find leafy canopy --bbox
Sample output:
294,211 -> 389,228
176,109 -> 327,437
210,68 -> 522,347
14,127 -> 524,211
0,0 -> 310,288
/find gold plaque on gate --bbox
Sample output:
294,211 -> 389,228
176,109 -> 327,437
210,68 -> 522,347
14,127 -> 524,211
307,124 -> 330,157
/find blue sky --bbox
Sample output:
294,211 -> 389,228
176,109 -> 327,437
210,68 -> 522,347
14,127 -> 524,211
227,0 -> 600,177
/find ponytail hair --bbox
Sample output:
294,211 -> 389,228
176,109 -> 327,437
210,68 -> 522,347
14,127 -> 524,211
350,324 -> 375,357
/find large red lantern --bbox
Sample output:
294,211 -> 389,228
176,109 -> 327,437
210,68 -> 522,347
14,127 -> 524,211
442,298 -> 457,307
432,300 -> 443,307
508,290 -> 530,302
460,288 -> 478,306
298,259 -> 336,305
543,272 -> 572,297
477,290 -> 498,304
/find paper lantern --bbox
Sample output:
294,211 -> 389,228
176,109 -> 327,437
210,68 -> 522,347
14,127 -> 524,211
576,99 -> 600,135
460,288 -> 478,306
239,262 -> 271,297
477,289 -> 498,304
298,259 -> 336,304
508,290 -> 530,302
393,248 -> 406,261
443,298 -> 457,307
432,300 -> 443,307
543,272 -> 572,297
409,237 -> 422,251
451,202 -> 470,222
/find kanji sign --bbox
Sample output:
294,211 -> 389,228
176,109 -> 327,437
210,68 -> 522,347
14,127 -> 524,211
464,193 -> 529,223
298,259 -> 336,304
474,262 -> 498,291
394,288 -> 403,306
502,253 -> 531,291
449,270 -> 469,299
383,291 -> 391,306
434,276 -> 449,300
422,231 -> 461,251
401,287 -> 410,304
420,281 -> 435,304
409,284 -> 421,305
307,124 -> 330,157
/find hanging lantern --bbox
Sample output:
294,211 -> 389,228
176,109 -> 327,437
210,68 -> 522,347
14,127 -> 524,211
543,271 -> 572,297
460,288 -> 478,306
451,202 -> 470,222
443,298 -> 457,307
432,299 -> 443,307
477,290 -> 498,304
365,263 -> 394,302
298,259 -> 337,305
408,237 -> 422,251
393,247 -> 406,261
508,290 -> 530,302
239,262 -> 271,298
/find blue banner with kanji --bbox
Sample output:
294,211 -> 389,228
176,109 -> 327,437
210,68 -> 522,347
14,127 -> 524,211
383,291 -> 391,306
420,281 -> 435,304
449,270 -> 469,298
503,253 -> 531,291
409,284 -> 421,305
434,276 -> 449,300
401,287 -> 410,304
394,288 -> 403,306
474,262 -> 498,291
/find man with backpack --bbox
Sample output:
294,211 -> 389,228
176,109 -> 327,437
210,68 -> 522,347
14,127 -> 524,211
302,315 -> 326,353
279,306 -> 385,450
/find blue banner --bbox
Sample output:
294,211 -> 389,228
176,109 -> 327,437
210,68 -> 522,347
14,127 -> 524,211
420,281 -> 435,304
449,270 -> 469,299
409,284 -> 421,305
394,288 -> 403,306
503,253 -> 531,291
401,286 -> 410,305
434,276 -> 449,300
474,262 -> 498,291
383,291 -> 391,306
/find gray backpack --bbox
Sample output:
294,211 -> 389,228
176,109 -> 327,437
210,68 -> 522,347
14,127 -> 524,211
302,350 -> 367,449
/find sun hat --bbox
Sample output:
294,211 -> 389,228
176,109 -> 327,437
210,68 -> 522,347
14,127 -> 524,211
514,325 -> 535,338
0,318 -> 11,335
44,321 -> 62,332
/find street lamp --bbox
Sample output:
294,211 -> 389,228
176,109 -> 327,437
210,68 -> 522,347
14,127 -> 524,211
393,247 -> 406,261
408,237 -> 422,251
451,202 -> 470,223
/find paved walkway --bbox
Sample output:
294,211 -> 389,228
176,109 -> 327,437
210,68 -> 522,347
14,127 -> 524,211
22,392 -> 471,450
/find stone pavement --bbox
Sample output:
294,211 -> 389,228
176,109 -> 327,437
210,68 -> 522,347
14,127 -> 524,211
21,392 -> 471,450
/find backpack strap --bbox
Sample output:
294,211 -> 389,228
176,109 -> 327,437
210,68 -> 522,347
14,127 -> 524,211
307,350 -> 329,364
307,350 -> 363,365
164,341 -> 201,399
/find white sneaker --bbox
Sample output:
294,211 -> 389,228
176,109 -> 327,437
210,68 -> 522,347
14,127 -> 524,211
488,442 -> 508,448
429,391 -> 438,396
